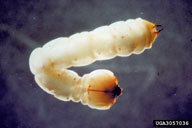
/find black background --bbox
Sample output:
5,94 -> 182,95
0,0 -> 192,128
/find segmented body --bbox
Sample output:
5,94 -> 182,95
29,18 -> 159,110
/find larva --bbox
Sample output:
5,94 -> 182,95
29,18 -> 162,110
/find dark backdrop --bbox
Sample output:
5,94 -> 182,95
0,0 -> 192,128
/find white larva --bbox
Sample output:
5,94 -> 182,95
29,18 -> 162,110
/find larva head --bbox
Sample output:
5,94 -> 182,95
85,70 -> 122,110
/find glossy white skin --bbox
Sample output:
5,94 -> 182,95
29,18 -> 157,110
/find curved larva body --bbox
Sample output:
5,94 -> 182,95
29,18 -> 158,110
